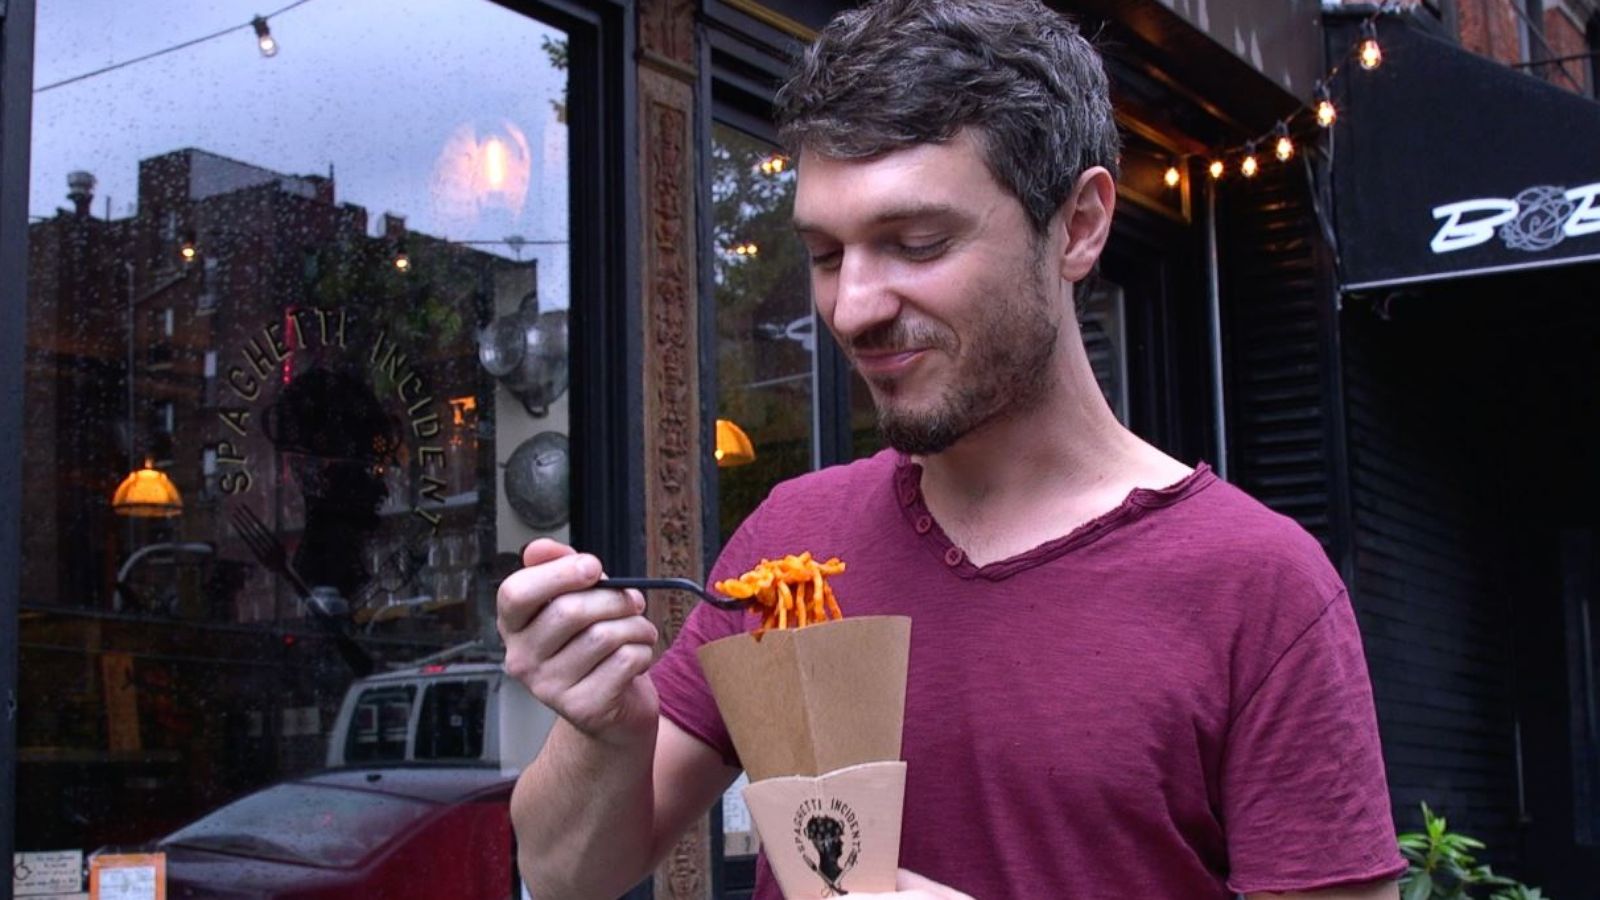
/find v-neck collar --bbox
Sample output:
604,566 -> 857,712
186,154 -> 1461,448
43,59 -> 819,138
892,454 -> 1217,580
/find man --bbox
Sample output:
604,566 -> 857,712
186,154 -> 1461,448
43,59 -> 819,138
497,1 -> 1406,897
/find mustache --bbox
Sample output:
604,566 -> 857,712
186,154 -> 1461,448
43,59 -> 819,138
849,320 -> 952,354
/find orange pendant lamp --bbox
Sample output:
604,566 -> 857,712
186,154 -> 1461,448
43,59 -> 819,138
714,419 -> 755,468
112,458 -> 184,518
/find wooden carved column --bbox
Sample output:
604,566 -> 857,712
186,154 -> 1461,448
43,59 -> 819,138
637,1 -> 710,898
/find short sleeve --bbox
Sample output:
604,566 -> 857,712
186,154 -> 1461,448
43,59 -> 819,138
648,501 -> 771,768
1221,592 -> 1407,894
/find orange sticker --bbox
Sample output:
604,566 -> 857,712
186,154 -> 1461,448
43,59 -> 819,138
89,853 -> 165,900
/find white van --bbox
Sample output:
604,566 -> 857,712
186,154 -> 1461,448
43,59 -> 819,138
326,660 -> 557,776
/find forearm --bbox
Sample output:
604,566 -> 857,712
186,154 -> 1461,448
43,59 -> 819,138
512,718 -> 658,900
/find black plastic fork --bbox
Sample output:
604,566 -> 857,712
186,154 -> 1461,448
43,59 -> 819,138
595,577 -> 750,611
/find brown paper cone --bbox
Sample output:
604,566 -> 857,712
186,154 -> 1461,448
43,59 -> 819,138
696,616 -> 911,782
743,761 -> 906,899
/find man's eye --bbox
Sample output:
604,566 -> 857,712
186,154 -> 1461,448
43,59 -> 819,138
808,251 -> 842,270
898,239 -> 948,260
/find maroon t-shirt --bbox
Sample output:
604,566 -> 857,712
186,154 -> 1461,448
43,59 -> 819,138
652,451 -> 1405,898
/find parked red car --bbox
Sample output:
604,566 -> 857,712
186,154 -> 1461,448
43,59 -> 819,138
157,766 -> 519,899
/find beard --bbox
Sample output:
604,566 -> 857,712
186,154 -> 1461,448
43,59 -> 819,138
858,252 -> 1060,455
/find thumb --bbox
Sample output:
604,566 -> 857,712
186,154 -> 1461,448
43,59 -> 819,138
522,538 -> 576,568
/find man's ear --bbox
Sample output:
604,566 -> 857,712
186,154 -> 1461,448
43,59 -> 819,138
1057,166 -> 1116,283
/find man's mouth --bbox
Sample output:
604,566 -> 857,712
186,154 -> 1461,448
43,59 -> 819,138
851,347 -> 926,378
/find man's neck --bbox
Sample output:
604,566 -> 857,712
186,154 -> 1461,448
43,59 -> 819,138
913,358 -> 1191,566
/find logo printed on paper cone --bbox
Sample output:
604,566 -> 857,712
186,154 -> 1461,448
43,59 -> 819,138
792,797 -> 861,896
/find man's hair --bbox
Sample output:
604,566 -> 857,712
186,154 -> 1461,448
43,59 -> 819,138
776,0 -> 1120,235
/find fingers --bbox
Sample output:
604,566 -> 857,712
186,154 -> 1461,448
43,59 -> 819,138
497,550 -> 602,635
529,596 -> 657,693
497,544 -> 661,738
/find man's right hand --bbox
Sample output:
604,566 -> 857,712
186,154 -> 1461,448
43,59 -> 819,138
497,539 -> 661,746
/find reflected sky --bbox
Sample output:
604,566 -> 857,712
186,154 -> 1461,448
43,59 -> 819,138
30,0 -> 571,305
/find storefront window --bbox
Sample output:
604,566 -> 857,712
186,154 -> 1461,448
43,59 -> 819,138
18,0 -> 572,890
712,123 -> 814,541
1080,278 -> 1131,425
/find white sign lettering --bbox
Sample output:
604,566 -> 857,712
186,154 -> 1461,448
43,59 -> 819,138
1430,181 -> 1600,254
1562,181 -> 1600,238
1429,199 -> 1517,253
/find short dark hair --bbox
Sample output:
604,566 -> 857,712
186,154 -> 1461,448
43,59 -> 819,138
776,0 -> 1120,235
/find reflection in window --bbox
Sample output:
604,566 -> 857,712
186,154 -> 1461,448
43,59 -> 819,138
345,685 -> 417,764
713,124 -> 815,541
160,781 -> 434,869
19,0 -> 573,866
1079,279 -> 1130,425
416,680 -> 488,761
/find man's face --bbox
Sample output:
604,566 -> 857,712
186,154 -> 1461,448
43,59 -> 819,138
792,132 -> 1063,454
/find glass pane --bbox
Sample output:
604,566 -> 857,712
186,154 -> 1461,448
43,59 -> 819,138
160,781 -> 432,869
415,680 -> 488,761
712,123 -> 815,542
1079,279 -> 1130,425
20,0 -> 573,886
849,369 -> 883,460
343,686 -> 416,765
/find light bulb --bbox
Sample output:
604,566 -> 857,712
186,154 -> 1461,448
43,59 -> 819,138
1358,22 -> 1382,70
1358,39 -> 1381,69
252,17 -> 278,58
484,139 -> 508,189
1164,166 -> 1181,188
1274,125 -> 1294,162
394,251 -> 411,272
1315,99 -> 1337,128
1241,145 -> 1259,178
1208,159 -> 1224,180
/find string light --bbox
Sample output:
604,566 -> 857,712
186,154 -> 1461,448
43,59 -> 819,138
1357,20 -> 1383,70
1184,11 -> 1387,187
1315,83 -> 1338,128
252,16 -> 279,57
1273,123 -> 1295,162
393,249 -> 411,273
759,155 -> 789,175
1164,165 -> 1181,188
732,242 -> 760,256
178,231 -> 198,264
34,0 -> 313,94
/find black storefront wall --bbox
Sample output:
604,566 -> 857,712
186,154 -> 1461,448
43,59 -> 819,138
1328,12 -> 1600,292
1321,11 -> 1600,892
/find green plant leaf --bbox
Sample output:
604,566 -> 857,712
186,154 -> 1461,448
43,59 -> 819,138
1403,871 -> 1434,900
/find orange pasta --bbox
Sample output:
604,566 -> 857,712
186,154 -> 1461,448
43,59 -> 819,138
713,552 -> 846,637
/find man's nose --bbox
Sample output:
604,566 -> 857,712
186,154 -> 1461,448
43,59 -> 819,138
826,250 -> 901,343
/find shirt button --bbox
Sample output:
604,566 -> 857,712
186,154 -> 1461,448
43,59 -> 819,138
914,515 -> 933,534
943,547 -> 964,567
901,489 -> 918,505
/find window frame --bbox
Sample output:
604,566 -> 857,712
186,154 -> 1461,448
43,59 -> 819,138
0,0 -> 39,876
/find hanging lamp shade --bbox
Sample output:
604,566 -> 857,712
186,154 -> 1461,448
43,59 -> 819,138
714,419 -> 756,468
112,459 -> 184,518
